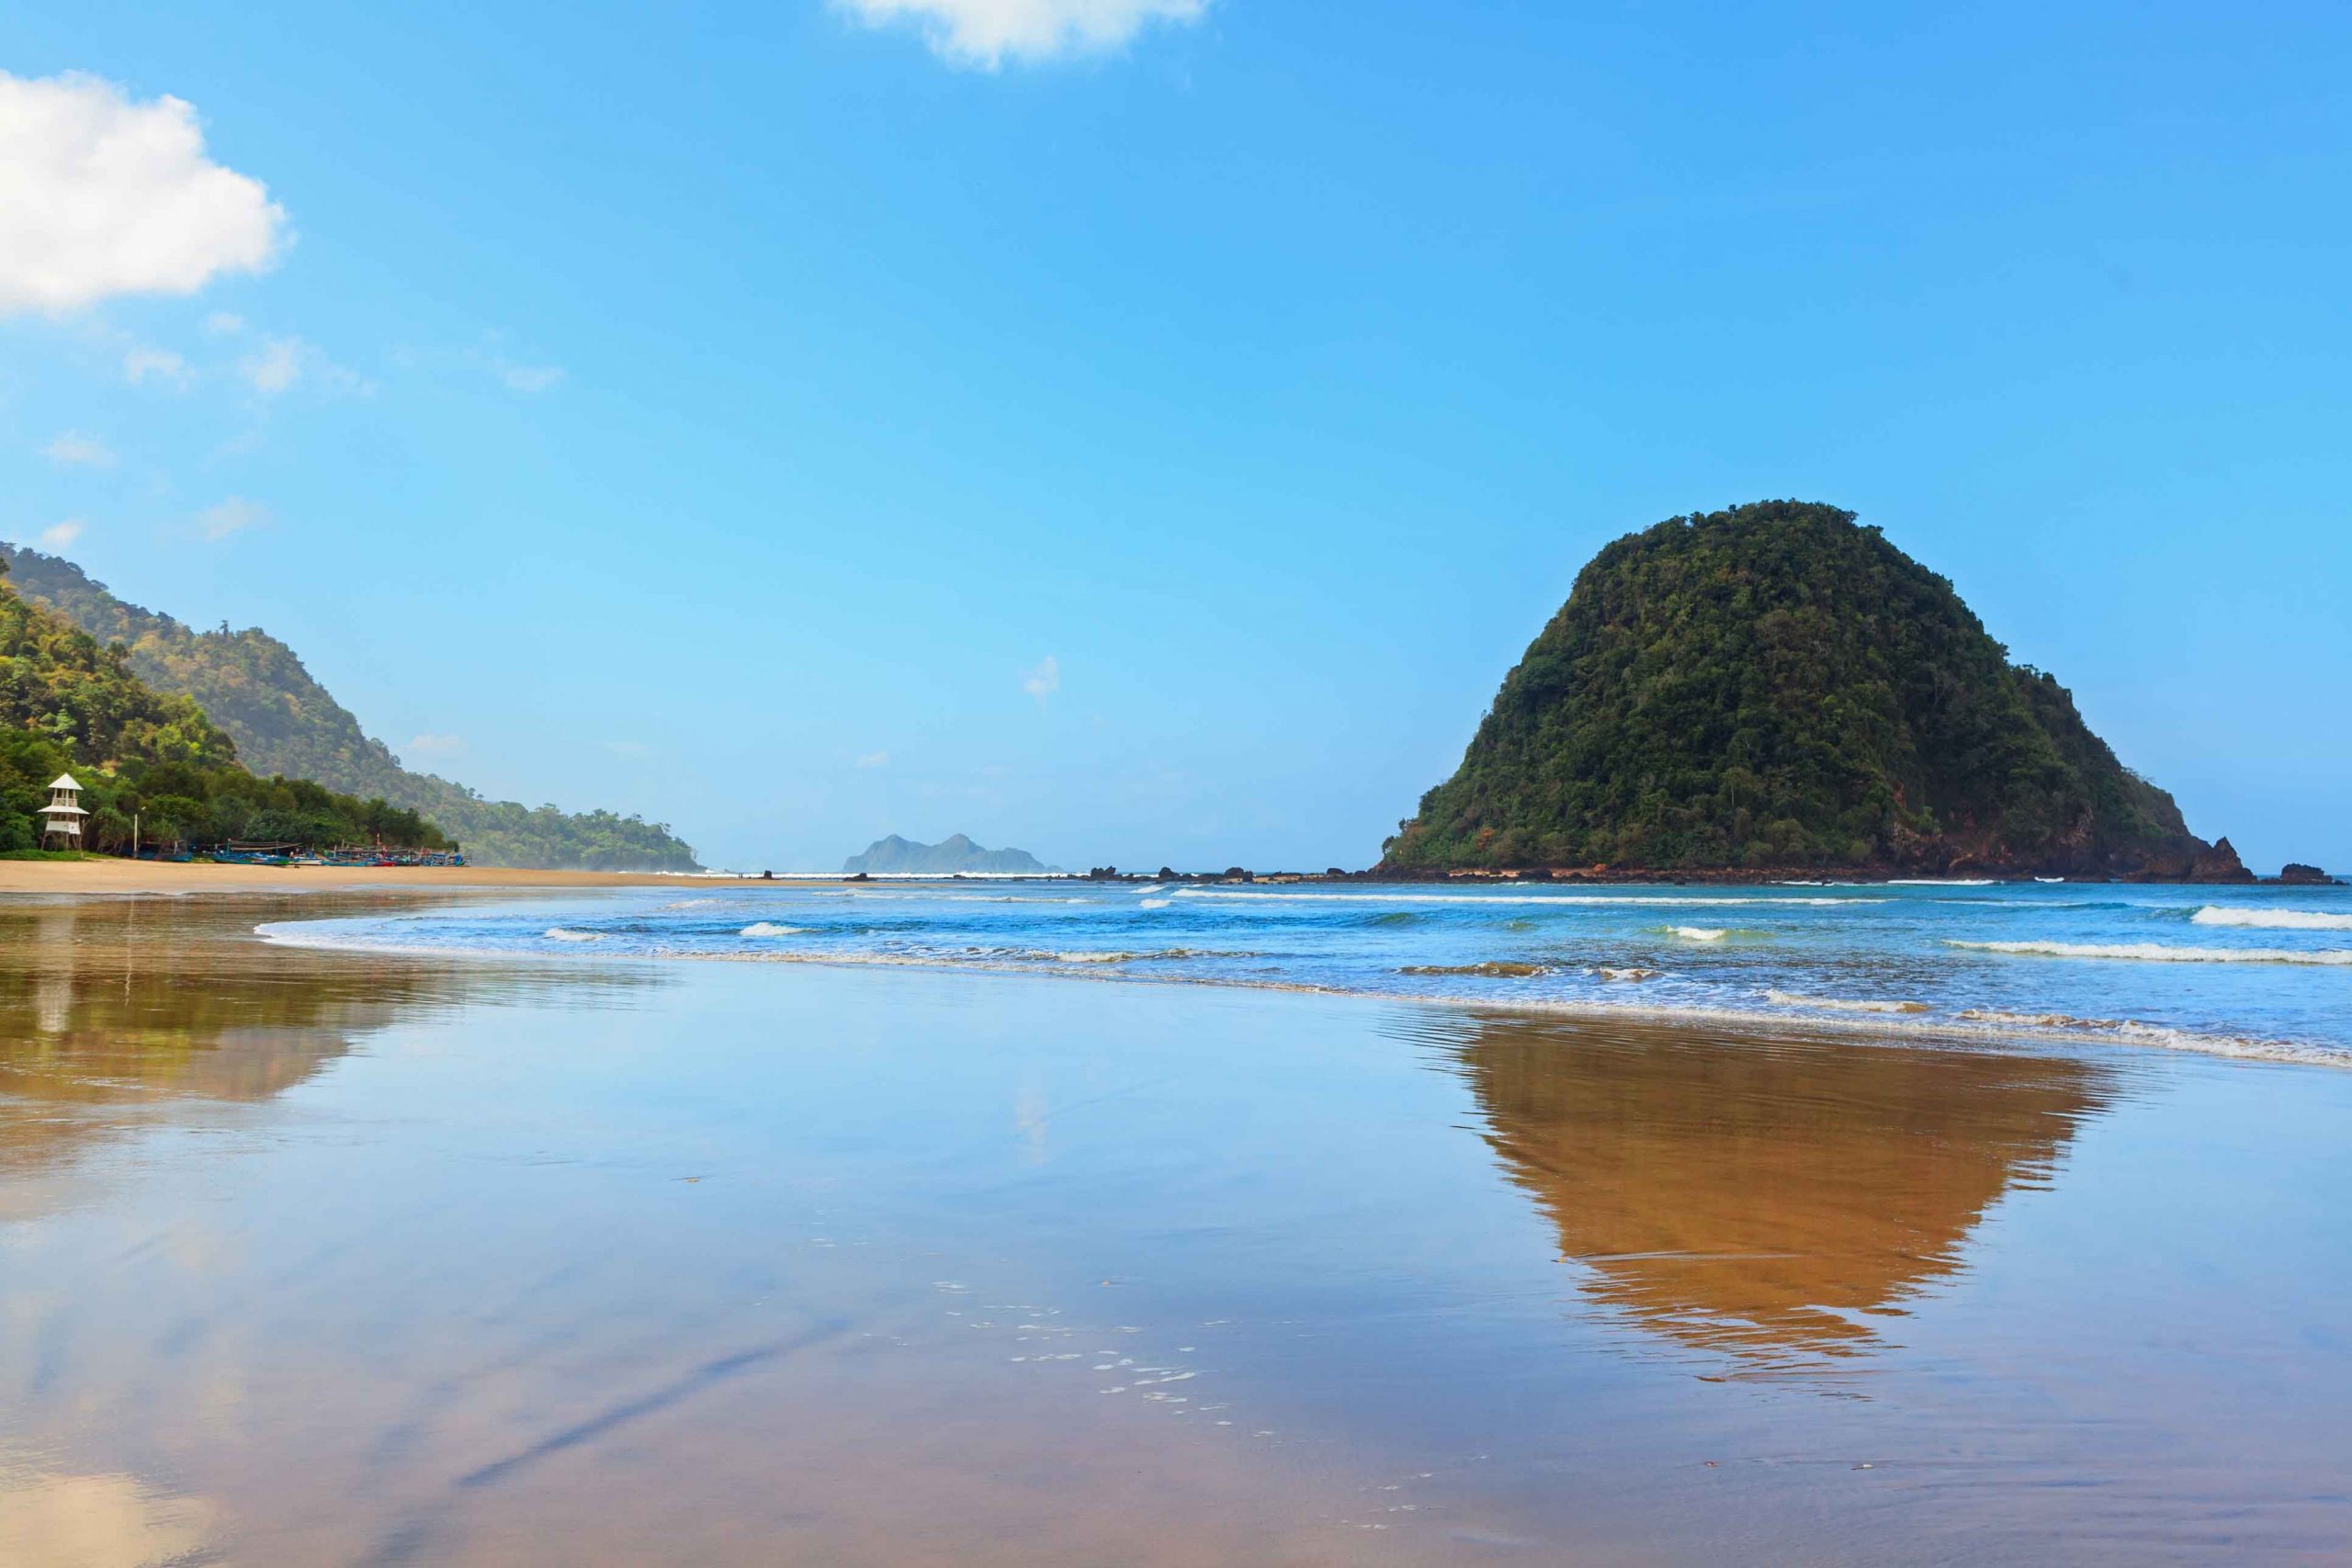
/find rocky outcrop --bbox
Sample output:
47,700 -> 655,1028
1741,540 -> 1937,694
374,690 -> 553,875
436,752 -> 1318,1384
1384,501 -> 2241,881
2279,863 -> 2340,886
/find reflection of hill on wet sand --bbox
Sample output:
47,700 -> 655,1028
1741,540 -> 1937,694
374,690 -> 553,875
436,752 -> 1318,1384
0,897 -> 649,1194
1450,1016 -> 2112,1376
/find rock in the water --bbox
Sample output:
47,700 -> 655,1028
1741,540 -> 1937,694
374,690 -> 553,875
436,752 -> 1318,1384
1383,500 -> 2238,879
2279,863 -> 2339,885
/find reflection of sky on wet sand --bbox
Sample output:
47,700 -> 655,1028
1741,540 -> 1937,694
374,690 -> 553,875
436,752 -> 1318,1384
2,895 -> 2348,1563
1447,1014 -> 2111,1378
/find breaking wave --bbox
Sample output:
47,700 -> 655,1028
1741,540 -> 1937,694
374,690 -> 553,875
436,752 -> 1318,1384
1950,940 -> 2352,966
740,922 -> 808,938
2190,907 -> 2352,931
1668,926 -> 1728,942
543,928 -> 603,942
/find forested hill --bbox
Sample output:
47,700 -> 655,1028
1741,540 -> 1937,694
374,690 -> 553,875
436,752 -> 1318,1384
2,545 -> 698,871
1384,502 -> 2245,879
2,565 -> 445,852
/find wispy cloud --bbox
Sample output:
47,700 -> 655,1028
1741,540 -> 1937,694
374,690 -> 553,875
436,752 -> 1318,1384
0,71 -> 288,315
856,750 -> 891,769
41,432 -> 113,466
241,334 -> 303,393
239,333 -> 370,398
196,496 -> 267,542
123,345 -> 193,389
406,733 -> 467,757
1023,655 -> 1061,701
37,518 -> 85,549
202,310 -> 246,335
497,362 -> 565,394
837,0 -> 1207,68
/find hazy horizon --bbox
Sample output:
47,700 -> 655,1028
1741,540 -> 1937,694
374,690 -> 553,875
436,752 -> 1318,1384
6,3 -> 2348,873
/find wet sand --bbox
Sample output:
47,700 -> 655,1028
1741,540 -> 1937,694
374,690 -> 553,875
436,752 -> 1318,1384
2,893 -> 2348,1563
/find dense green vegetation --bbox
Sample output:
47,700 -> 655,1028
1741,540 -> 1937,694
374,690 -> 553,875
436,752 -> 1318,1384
1385,502 -> 2222,875
2,545 -> 697,870
2,564 -> 446,853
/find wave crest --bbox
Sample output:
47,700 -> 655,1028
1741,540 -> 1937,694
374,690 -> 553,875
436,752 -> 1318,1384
1951,939 -> 2352,966
2191,907 -> 2352,931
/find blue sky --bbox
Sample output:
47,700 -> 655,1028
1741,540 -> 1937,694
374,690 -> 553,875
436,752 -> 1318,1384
4,2 -> 2347,873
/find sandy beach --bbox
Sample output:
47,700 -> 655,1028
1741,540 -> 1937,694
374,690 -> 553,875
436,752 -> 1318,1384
0,859 -> 738,896
3,886 -> 2348,1563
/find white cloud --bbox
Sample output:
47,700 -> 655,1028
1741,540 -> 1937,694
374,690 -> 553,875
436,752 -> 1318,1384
202,310 -> 245,335
1023,654 -> 1060,700
837,0 -> 1207,67
0,71 -> 288,314
196,496 -> 267,541
123,345 -> 193,389
42,432 -> 113,466
497,362 -> 565,394
856,750 -> 891,769
407,733 -> 467,757
38,519 -> 85,549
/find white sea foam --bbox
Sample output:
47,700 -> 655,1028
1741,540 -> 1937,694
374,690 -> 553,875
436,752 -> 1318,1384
251,919 -> 2352,1070
1765,989 -> 1929,1014
1669,926 -> 1727,942
1959,1008 -> 2125,1031
543,927 -> 603,942
1886,878 -> 1997,886
2190,907 -> 2352,931
1170,889 -> 1880,908
1950,939 -> 2352,966
740,922 -> 808,938
1133,884 -> 1168,895
1139,898 -> 1171,909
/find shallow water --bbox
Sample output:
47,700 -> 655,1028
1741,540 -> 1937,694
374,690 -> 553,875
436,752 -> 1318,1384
268,876 -> 2352,1065
4,894 -> 2350,1562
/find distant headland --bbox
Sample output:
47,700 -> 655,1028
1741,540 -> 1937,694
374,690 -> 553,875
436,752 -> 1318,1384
843,834 -> 1058,875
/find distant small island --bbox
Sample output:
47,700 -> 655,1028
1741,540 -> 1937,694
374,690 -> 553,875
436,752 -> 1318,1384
843,834 -> 1058,875
1384,501 -> 2252,881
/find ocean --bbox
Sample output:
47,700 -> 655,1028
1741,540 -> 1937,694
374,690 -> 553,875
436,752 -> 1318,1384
259,875 -> 2352,1067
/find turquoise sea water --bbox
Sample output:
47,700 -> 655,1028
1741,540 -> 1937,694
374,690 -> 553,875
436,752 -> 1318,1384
261,876 -> 2352,1066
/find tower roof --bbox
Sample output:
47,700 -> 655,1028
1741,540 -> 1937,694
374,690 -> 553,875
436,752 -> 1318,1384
48,773 -> 81,792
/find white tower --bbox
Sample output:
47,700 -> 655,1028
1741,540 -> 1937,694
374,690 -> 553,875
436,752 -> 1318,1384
40,773 -> 86,849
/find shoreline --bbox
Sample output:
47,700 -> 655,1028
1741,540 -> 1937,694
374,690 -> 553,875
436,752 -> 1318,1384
6,859 -> 2331,897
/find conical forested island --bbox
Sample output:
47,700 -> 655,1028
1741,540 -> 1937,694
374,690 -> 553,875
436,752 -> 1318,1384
1384,502 -> 2246,880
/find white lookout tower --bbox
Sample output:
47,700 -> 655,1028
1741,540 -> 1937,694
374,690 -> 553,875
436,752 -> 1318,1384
40,773 -> 86,848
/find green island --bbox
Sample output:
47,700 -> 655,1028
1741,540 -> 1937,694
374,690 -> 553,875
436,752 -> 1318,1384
1,545 -> 697,869
1383,501 -> 2246,880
